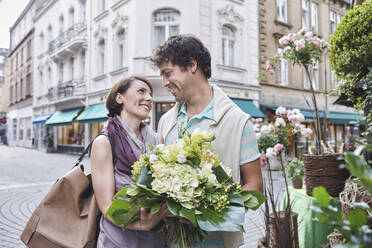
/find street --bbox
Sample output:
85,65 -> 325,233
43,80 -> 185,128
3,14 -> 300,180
0,145 -> 285,248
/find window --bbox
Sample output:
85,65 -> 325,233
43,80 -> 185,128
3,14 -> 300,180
19,118 -> 24,140
221,25 -> 235,66
69,57 -> 74,80
98,39 -> 105,75
27,40 -> 31,59
116,29 -> 125,69
331,70 -> 336,88
330,11 -> 336,34
153,9 -> 180,47
15,82 -> 18,101
21,47 -> 24,65
0,55 -> 4,64
302,0 -> 309,30
39,71 -> 44,96
13,119 -> 17,140
10,85 -> 13,103
81,51 -> 85,76
99,0 -> 106,13
336,14 -> 343,25
26,72 -> 31,96
16,52 -> 18,69
276,0 -> 287,23
20,79 -> 24,99
59,62 -> 64,82
0,87 -> 2,97
278,48 -> 288,85
311,2 -> 318,33
59,15 -> 64,34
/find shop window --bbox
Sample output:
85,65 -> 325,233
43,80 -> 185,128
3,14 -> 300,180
155,102 -> 175,129
26,118 -> 31,140
57,121 -> 85,145
90,122 -> 106,141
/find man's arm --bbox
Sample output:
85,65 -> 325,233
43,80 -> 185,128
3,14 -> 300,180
240,158 -> 263,192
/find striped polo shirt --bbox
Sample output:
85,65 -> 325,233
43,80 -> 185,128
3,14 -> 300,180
164,100 -> 260,166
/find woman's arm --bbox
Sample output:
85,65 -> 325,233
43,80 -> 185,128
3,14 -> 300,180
91,135 -> 168,231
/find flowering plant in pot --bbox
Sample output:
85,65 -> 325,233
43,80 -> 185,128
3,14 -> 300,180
285,158 -> 304,189
264,28 -> 350,197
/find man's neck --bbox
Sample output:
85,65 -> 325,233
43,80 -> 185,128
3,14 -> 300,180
185,83 -> 213,119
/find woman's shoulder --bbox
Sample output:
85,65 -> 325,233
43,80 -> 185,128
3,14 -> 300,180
92,134 -> 111,149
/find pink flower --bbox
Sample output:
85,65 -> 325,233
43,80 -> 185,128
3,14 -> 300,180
300,126 -> 313,137
287,110 -> 294,118
266,147 -> 276,158
287,33 -> 296,42
275,117 -> 286,127
256,118 -> 263,123
279,35 -> 289,46
273,144 -> 284,154
289,113 -> 305,125
256,132 -> 262,140
275,106 -> 287,116
311,37 -> 321,47
294,39 -> 306,51
283,46 -> 291,53
304,31 -> 313,38
260,124 -> 275,135
265,60 -> 275,75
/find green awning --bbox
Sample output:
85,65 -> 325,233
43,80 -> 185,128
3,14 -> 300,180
327,112 -> 364,125
46,108 -> 83,126
77,103 -> 108,124
300,110 -> 325,119
232,99 -> 265,118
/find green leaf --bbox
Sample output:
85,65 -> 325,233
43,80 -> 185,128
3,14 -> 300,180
196,206 -> 245,232
242,190 -> 266,210
151,202 -> 161,214
111,209 -> 130,226
126,184 -> 140,196
229,192 -> 244,206
312,186 -> 330,207
114,186 -> 129,198
105,198 -> 130,218
136,184 -> 161,197
136,166 -> 152,187
213,166 -> 233,184
179,207 -> 197,226
347,210 -> 367,228
167,199 -> 181,216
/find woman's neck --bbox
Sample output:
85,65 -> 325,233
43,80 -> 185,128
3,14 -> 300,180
119,112 -> 141,137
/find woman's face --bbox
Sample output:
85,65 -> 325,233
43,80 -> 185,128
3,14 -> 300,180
117,80 -> 153,121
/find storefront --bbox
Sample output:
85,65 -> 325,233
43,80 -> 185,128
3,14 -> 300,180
46,108 -> 85,154
32,114 -> 52,150
76,103 -> 108,141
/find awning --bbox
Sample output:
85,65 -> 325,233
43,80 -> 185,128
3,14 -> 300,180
327,112 -> 364,125
232,99 -> 265,118
32,114 -> 52,125
46,108 -> 83,126
76,103 -> 108,124
300,110 -> 325,119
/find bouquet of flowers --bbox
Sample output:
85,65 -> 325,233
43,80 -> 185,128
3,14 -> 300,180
106,131 -> 265,247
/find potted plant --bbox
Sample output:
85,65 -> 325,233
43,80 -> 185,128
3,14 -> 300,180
46,135 -> 54,153
265,28 -> 351,197
285,158 -> 304,189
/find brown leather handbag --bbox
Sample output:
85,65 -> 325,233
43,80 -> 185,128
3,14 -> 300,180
20,137 -> 107,248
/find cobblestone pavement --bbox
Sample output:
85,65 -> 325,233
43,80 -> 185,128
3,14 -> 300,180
0,145 -> 285,248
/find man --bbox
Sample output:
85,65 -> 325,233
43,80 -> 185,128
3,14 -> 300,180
152,34 -> 263,248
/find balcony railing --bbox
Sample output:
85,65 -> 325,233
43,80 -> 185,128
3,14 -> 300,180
48,22 -> 87,55
47,77 -> 86,101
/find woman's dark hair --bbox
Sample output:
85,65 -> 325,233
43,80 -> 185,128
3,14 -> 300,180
106,76 -> 153,117
151,34 -> 211,79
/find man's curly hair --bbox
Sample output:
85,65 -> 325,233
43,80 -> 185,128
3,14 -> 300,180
151,34 -> 211,79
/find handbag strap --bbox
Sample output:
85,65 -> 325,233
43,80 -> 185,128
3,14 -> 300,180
74,134 -> 114,168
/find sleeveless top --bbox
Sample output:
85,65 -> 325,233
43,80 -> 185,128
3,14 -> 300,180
99,115 -> 167,248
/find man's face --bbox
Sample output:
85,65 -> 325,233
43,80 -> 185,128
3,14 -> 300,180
159,62 -> 193,102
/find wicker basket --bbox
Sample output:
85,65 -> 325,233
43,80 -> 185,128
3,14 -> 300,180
303,153 -> 349,197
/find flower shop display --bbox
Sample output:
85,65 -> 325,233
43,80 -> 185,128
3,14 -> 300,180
285,158 -> 304,189
106,131 -> 265,248
265,28 -> 351,197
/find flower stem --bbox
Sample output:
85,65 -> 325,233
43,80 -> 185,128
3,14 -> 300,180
304,65 -> 323,154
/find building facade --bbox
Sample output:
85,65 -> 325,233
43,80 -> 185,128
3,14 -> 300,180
33,0 -> 87,152
259,0 -> 360,154
0,48 -> 9,144
7,0 -> 36,148
30,0 -> 263,153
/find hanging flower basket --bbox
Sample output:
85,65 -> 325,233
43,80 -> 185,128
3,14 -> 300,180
303,153 -> 349,197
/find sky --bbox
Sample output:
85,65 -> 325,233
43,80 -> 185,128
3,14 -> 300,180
0,0 -> 30,49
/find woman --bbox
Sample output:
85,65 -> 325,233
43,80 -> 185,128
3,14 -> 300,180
91,76 -> 168,248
